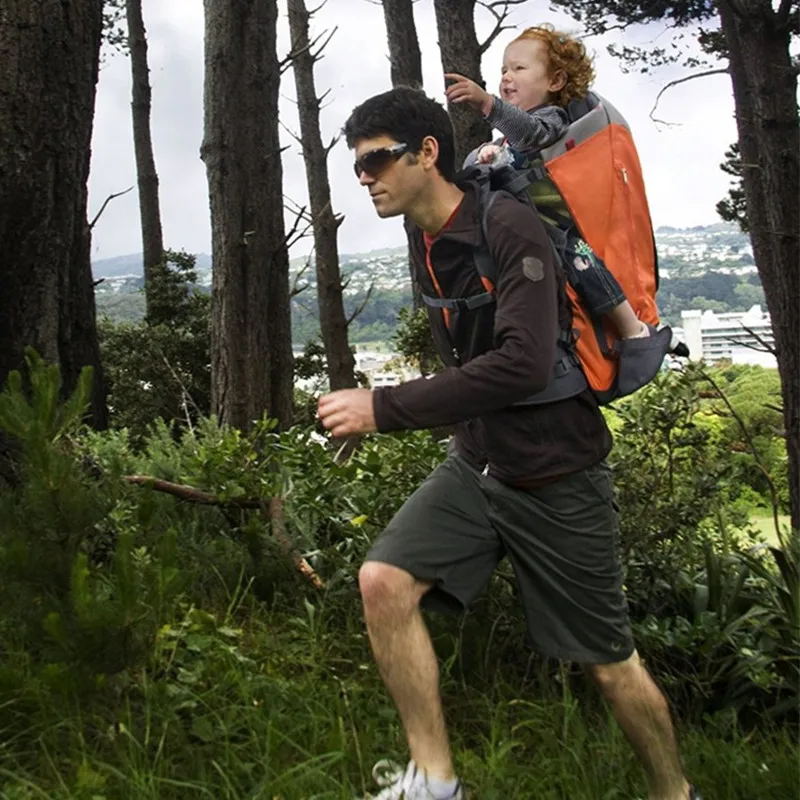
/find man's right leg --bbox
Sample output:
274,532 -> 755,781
356,453 -> 502,788
359,562 -> 455,780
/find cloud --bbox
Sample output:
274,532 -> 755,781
88,0 -> 737,262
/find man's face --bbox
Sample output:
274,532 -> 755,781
353,135 -> 424,219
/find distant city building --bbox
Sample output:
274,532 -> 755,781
680,305 -> 776,367
293,346 -> 419,393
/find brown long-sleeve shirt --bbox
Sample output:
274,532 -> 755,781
373,181 -> 611,486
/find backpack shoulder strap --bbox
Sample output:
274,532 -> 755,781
473,179 -> 501,290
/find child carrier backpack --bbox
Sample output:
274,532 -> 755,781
463,91 -> 685,405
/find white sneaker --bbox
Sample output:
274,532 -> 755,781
360,760 -> 464,799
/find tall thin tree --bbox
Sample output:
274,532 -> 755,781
381,0 -> 424,89
0,0 -> 107,442
433,0 -> 527,166
287,0 -> 357,393
201,0 -> 294,430
126,0 -> 165,320
433,0 -> 490,166
381,0 -> 425,310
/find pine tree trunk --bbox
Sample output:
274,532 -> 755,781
432,0 -> 492,167
381,0 -> 423,89
201,0 -> 294,431
287,0 -> 357,393
126,0 -> 164,320
381,0 -> 425,310
0,0 -> 107,429
717,0 -> 800,528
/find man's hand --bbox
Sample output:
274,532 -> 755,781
444,73 -> 494,116
318,389 -> 377,438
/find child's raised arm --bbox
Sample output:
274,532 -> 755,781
485,98 -> 568,154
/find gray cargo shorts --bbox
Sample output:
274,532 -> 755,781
365,453 -> 634,664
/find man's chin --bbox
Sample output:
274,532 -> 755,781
373,202 -> 401,219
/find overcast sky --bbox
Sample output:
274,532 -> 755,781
88,0 -> 739,262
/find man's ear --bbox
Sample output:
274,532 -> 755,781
420,135 -> 440,171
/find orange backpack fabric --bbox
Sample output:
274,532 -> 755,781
544,118 -> 660,398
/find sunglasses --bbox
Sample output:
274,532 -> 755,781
353,143 -> 410,178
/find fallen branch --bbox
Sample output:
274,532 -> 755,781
123,475 -> 324,589
269,497 -> 324,589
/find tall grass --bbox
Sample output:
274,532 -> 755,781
1,592 -> 797,799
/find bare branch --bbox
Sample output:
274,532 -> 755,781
279,118 -> 304,148
282,198 -> 315,250
309,27 -> 337,62
291,257 -> 312,298
124,475 -> 263,506
269,497 -> 325,589
346,281 -> 375,326
285,24 -> 336,69
649,67 -> 729,123
730,322 -> 777,357
89,186 -> 134,230
123,476 -> 324,588
324,133 -> 341,158
158,350 -> 202,431
477,0 -> 528,56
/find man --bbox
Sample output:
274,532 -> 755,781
318,86 -> 700,800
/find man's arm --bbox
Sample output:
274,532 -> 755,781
373,197 -> 559,432
486,99 -> 568,153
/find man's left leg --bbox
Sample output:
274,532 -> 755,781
486,462 -> 696,800
586,652 -> 690,800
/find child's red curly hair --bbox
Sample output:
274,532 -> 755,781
512,24 -> 595,107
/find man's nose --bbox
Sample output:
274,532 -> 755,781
358,171 -> 375,187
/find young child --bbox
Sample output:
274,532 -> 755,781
445,24 -> 650,340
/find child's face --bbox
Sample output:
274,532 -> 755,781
499,38 -> 565,111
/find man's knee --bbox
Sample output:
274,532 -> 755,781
358,560 -> 426,619
585,650 -> 645,699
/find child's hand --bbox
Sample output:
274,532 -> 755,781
444,73 -> 494,116
477,145 -> 501,164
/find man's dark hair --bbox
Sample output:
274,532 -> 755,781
343,86 -> 457,182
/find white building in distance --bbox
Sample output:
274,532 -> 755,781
680,305 -> 776,367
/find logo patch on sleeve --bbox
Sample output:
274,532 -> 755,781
522,256 -> 545,282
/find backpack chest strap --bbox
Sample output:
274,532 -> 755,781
421,291 -> 496,311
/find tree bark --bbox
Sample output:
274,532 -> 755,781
432,0 -> 492,167
717,0 -> 799,529
201,0 -> 294,430
125,0 -> 164,320
287,0 -> 357,392
381,0 -> 425,310
381,0 -> 424,89
0,0 -> 107,427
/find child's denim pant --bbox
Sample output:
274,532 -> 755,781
563,232 -> 626,316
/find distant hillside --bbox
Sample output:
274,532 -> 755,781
92,252 -> 213,279
94,223 -> 759,340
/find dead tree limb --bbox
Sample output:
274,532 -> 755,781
477,0 -> 528,55
89,186 -> 134,230
649,68 -> 730,122
123,475 -> 324,588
